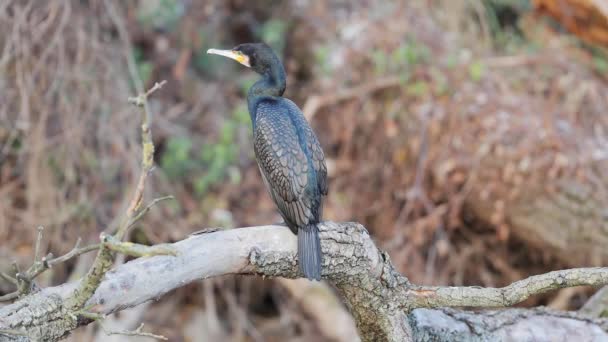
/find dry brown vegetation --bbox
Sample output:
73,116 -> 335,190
1,0 -> 607,340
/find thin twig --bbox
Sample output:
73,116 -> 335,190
127,195 -> 174,229
33,226 -> 44,263
127,81 -> 168,107
0,272 -> 17,285
48,240 -> 100,267
103,323 -> 168,341
26,240 -> 100,281
104,0 -> 144,95
66,76 -> 168,309
1,237 -> 101,300
11,261 -> 19,280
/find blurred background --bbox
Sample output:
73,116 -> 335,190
1,0 -> 607,341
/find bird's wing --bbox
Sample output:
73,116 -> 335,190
254,103 -> 315,226
284,99 -> 328,197
304,123 -> 328,196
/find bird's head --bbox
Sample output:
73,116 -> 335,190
207,42 -> 281,76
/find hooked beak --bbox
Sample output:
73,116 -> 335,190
207,48 -> 251,67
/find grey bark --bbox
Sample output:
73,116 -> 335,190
1,222 -> 607,342
410,307 -> 608,341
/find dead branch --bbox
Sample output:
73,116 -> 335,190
406,268 -> 608,309
302,76 -> 402,120
1,222 -> 607,341
102,323 -> 168,341
63,78 -> 167,312
0,235 -> 99,301
101,234 -> 177,258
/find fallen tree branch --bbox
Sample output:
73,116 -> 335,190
102,322 -> 167,341
1,222 -> 607,341
406,268 -> 608,309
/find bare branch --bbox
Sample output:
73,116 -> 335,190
33,226 -> 44,263
0,237 -> 101,302
0,291 -> 18,302
103,323 -> 168,341
47,239 -> 100,267
128,195 -> 175,229
127,81 -> 167,107
406,268 -> 608,309
26,240 -> 100,281
0,272 -> 17,286
302,76 -> 402,120
102,234 -> 177,257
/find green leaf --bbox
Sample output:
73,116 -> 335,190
469,61 -> 485,82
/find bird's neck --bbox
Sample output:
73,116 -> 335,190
250,67 -> 286,98
247,65 -> 286,122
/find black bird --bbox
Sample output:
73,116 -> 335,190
208,43 -> 328,280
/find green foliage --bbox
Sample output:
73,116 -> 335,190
373,38 -> 431,76
8,134 -> 21,151
238,75 -> 258,96
47,154 -> 65,185
430,67 -> 450,96
444,53 -> 459,69
469,61 -> 486,82
594,55 -> 608,74
161,105 -> 251,197
314,45 -> 333,76
482,0 -> 531,52
406,81 -> 429,97
137,0 -> 183,32
392,39 -> 431,67
133,48 -> 152,86
161,136 -> 194,179
232,104 -> 251,125
259,19 -> 288,55
372,50 -> 388,76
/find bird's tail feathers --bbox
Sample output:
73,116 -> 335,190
298,224 -> 322,281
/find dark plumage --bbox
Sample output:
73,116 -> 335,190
208,43 -> 328,280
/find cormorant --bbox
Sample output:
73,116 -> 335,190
208,43 -> 328,281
